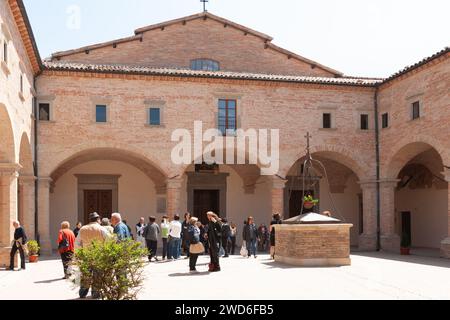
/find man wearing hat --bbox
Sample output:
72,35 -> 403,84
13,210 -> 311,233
75,212 -> 108,299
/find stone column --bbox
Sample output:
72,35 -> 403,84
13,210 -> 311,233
166,178 -> 183,219
271,176 -> 287,216
380,179 -> 401,252
37,177 -> 52,254
19,176 -> 36,240
440,168 -> 450,258
0,163 -> 20,267
358,180 -> 377,251
0,164 -> 20,246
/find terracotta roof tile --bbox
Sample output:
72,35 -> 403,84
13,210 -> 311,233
382,47 -> 449,84
43,61 -> 382,86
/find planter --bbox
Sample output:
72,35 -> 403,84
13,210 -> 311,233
29,255 -> 39,263
400,247 -> 410,255
303,201 -> 315,209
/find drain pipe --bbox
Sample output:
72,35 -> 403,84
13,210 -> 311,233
33,80 -> 39,242
374,87 -> 381,251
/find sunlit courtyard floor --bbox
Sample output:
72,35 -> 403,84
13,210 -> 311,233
1,251 -> 450,300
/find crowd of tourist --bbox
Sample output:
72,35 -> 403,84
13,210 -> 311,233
7,211 -> 288,298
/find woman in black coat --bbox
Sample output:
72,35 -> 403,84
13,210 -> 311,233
206,211 -> 222,272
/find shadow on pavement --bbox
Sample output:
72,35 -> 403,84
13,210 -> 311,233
34,278 -> 65,284
169,271 -> 210,277
351,251 -> 450,268
261,260 -> 341,269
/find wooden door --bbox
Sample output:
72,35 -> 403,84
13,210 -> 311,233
84,190 -> 113,223
193,189 -> 220,225
401,211 -> 411,245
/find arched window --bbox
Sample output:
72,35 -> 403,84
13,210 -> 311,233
190,59 -> 220,71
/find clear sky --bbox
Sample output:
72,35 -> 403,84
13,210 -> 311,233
23,0 -> 449,78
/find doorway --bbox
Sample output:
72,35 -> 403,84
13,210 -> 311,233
84,190 -> 113,223
288,190 -> 315,218
401,211 -> 411,246
193,189 -> 220,225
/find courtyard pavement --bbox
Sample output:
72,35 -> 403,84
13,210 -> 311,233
0,252 -> 449,300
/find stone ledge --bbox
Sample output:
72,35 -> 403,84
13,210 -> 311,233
276,256 -> 351,267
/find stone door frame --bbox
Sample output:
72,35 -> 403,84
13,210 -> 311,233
75,174 -> 120,223
186,172 -> 229,218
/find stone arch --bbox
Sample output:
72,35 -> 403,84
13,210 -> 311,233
18,132 -> 33,175
45,141 -> 169,182
385,137 -> 447,179
281,144 -> 369,181
0,103 -> 16,163
48,146 -> 168,188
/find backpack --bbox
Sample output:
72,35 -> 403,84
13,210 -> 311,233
187,225 -> 200,244
58,231 -> 69,251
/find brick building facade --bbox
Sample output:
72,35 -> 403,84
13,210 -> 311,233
0,1 -> 449,265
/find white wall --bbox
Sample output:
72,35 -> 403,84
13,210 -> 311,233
50,160 -> 156,249
395,187 -> 447,249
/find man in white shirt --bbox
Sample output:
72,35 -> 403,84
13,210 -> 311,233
135,217 -> 146,248
168,214 -> 182,260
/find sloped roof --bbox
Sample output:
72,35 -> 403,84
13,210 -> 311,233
134,12 -> 273,41
382,47 -> 449,84
43,61 -> 381,86
50,11 -> 343,77
8,0 -> 42,75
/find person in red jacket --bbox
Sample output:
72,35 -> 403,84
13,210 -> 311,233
57,221 -> 76,279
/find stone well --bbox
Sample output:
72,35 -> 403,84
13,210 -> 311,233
274,213 -> 353,267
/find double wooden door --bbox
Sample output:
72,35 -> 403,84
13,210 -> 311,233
193,189 -> 220,225
83,190 -> 113,223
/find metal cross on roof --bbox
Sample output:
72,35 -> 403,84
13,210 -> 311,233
200,0 -> 209,12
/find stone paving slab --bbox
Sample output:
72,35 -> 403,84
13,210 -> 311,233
0,252 -> 449,300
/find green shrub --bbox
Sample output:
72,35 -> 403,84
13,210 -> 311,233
27,240 -> 40,255
74,238 -> 148,300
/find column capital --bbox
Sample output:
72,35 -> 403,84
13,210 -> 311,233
166,177 -> 183,189
379,179 -> 400,188
271,175 -> 288,189
19,175 -> 36,186
358,179 -> 377,189
442,167 -> 450,182
0,163 -> 21,177
358,179 -> 400,189
38,177 -> 53,188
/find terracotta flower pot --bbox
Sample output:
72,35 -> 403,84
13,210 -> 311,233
29,255 -> 39,263
400,247 -> 410,255
303,201 -> 315,209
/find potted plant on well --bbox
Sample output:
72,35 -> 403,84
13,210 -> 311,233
400,232 -> 411,255
303,194 -> 319,209
27,240 -> 40,263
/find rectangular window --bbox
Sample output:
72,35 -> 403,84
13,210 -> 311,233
322,113 -> 331,129
412,101 -> 420,120
218,99 -> 237,135
382,113 -> 389,128
38,103 -> 50,121
360,114 -> 368,130
148,108 -> 161,125
96,105 -> 107,123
